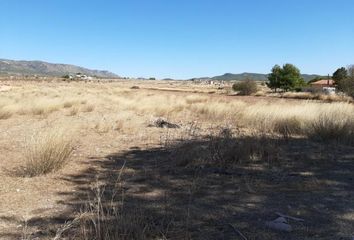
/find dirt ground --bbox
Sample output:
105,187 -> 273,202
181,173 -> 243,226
0,80 -> 354,239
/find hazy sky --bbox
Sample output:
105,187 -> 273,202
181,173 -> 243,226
1,0 -> 354,79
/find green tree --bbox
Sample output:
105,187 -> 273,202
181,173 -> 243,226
338,65 -> 354,97
332,67 -> 348,88
267,64 -> 304,92
267,65 -> 282,92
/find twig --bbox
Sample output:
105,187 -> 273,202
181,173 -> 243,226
52,213 -> 88,240
227,223 -> 248,240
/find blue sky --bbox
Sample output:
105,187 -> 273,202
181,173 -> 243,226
1,0 -> 354,79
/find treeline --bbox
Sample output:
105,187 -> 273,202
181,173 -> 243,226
266,64 -> 354,96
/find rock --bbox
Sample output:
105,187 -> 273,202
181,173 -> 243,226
266,217 -> 292,232
150,117 -> 180,128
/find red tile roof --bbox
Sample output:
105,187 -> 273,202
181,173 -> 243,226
310,79 -> 335,85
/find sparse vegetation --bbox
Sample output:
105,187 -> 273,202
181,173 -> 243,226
1,80 -> 354,239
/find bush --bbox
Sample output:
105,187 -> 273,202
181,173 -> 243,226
232,79 -> 258,95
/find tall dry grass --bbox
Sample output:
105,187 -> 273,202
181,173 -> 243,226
308,107 -> 354,143
20,129 -> 74,177
282,92 -> 353,103
2,82 -> 354,144
242,101 -> 354,143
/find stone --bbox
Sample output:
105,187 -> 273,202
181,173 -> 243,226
266,217 -> 292,232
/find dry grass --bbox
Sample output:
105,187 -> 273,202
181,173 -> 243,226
307,108 -> 354,143
1,82 -> 353,143
19,129 -> 74,177
242,101 -> 354,143
273,117 -> 302,138
81,104 -> 95,112
172,129 -> 280,168
0,107 -> 13,119
68,107 -> 79,116
185,94 -> 209,104
63,99 -> 80,108
282,92 -> 353,102
2,80 -> 354,239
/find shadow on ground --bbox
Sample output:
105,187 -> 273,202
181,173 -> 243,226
2,135 -> 354,240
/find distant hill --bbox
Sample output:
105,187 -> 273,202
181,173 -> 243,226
212,73 -> 267,81
208,72 -> 323,82
0,59 -> 119,78
190,73 -> 323,82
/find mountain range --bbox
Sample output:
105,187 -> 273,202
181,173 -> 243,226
0,59 -> 324,81
0,59 -> 119,78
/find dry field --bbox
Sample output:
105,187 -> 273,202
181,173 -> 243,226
0,79 -> 354,240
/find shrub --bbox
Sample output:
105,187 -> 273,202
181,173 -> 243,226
232,79 -> 258,95
20,130 -> 74,177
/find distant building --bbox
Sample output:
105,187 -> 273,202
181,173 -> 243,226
75,73 -> 92,80
310,79 -> 335,92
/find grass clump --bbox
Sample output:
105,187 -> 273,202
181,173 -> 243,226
68,107 -> 79,116
81,104 -> 95,112
0,108 -> 13,120
20,130 -> 74,177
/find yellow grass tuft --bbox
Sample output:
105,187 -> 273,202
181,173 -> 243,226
20,129 -> 74,177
